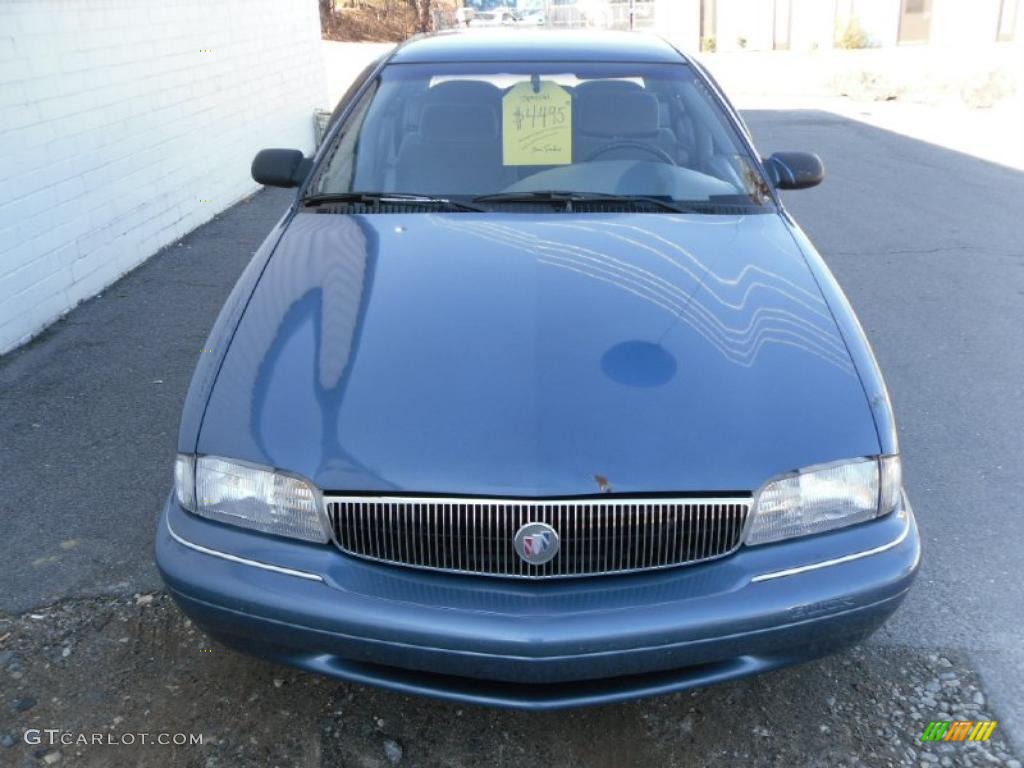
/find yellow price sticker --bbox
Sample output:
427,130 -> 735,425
502,81 -> 572,166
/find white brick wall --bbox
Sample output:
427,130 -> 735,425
0,0 -> 326,354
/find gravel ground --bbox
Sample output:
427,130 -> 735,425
0,595 -> 1019,768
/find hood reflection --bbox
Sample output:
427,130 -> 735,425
430,215 -> 854,374
210,213 -> 389,486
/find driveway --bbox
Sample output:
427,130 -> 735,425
1,111 -> 1022,767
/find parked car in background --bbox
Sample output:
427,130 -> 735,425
469,9 -> 517,27
511,2 -> 546,26
546,0 -> 605,27
157,30 -> 920,710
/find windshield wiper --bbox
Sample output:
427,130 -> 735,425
301,192 -> 486,212
470,191 -> 703,213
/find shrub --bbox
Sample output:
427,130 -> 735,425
835,17 -> 870,49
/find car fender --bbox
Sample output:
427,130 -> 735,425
176,210 -> 294,454
783,215 -> 899,456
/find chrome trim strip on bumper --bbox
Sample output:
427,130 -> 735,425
750,510 -> 912,583
165,518 -> 323,582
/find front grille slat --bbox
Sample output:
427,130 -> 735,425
411,503 -> 417,565
723,504 -> 732,556
328,497 -> 749,580
631,504 -> 639,570
445,504 -> 451,570
400,502 -> 407,564
575,503 -> 582,576
429,502 -> 437,567
499,502 -> 505,575
615,504 -> 623,571
418,503 -> 425,565
681,504 -> 687,562
359,503 -> 368,558
518,503 -> 525,577
663,506 -> 670,565
701,503 -> 708,560
647,504 -> 655,567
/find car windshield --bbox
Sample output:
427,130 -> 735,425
311,61 -> 774,210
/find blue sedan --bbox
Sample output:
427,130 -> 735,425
155,30 -> 919,709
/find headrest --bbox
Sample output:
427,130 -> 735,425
573,79 -> 643,98
425,80 -> 502,103
577,91 -> 660,138
419,103 -> 499,142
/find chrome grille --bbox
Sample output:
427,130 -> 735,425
325,496 -> 750,579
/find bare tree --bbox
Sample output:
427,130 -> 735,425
318,0 -> 338,38
406,0 -> 433,33
419,0 -> 432,32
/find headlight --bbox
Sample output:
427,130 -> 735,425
174,454 -> 328,543
745,456 -> 901,546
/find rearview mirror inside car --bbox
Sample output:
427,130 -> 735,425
251,149 -> 312,188
763,152 -> 825,190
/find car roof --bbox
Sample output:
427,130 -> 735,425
389,30 -> 688,65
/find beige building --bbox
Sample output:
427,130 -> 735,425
655,0 -> 1021,52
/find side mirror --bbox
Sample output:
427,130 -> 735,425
251,149 -> 312,188
763,152 -> 825,190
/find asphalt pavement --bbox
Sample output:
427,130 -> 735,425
1,110 -> 1022,765
0,189 -> 292,610
746,109 -> 1024,757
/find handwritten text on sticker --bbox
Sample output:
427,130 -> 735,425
502,81 -> 572,166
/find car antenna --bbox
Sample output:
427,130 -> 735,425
531,73 -> 541,94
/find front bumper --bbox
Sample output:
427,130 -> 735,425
155,493 -> 919,709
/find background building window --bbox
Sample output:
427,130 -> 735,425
699,0 -> 717,51
774,0 -> 792,50
997,0 -> 1019,41
898,0 -> 932,44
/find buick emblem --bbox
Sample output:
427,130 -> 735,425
514,522 -> 560,566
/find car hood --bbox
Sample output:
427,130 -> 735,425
198,211 -> 879,496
